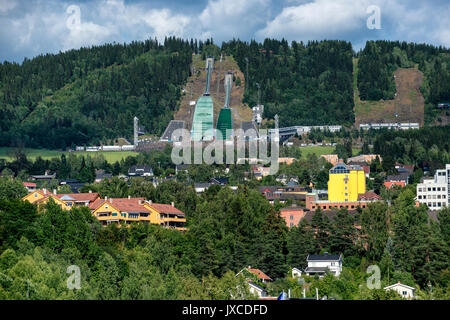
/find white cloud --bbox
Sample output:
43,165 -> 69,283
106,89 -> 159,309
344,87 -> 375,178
0,0 -> 449,62
199,0 -> 271,39
0,0 -> 17,13
257,0 -> 371,41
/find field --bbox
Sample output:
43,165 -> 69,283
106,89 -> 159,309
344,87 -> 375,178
299,146 -> 360,158
0,147 -> 138,163
353,58 -> 425,127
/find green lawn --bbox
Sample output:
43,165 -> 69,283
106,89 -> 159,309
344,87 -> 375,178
299,146 -> 361,158
0,147 -> 138,163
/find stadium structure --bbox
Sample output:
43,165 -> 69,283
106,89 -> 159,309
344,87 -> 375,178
216,72 -> 233,140
191,57 -> 215,141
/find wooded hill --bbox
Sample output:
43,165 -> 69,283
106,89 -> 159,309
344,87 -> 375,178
357,41 -> 450,124
0,38 -> 449,149
0,37 -> 196,149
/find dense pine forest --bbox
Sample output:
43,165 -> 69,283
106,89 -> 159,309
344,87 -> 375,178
0,37 -> 196,149
1,37 -> 449,149
222,39 -> 355,127
357,40 -> 450,121
0,173 -> 449,299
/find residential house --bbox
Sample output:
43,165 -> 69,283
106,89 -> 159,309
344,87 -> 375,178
259,185 -> 308,204
305,253 -> 343,277
236,267 -> 273,283
247,282 -> 268,298
23,189 -> 100,210
175,164 -> 190,175
90,197 -> 186,230
384,181 -> 405,189
22,189 -> 70,210
320,154 -> 339,166
347,154 -> 381,164
23,182 -> 37,192
95,169 -> 112,183
194,182 -> 212,193
210,177 -> 229,186
384,282 -> 416,299
251,165 -> 271,180
291,268 -> 304,278
29,170 -> 56,181
385,174 -> 409,186
59,179 -> 87,193
91,197 -> 150,226
143,201 -> 187,231
128,165 -> 153,177
278,157 -> 296,165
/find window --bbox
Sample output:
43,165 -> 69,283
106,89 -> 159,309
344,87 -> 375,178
290,215 -> 294,220
402,291 -> 407,296
418,195 -> 422,199
290,222 -> 294,227
34,193 -> 38,198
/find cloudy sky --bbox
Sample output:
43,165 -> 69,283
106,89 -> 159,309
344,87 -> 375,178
0,0 -> 449,63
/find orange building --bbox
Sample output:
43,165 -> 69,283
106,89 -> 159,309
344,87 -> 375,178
320,154 -> 339,166
305,192 -> 381,211
280,206 -> 309,228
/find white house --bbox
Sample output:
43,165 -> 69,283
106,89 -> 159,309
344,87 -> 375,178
305,253 -> 342,277
384,282 -> 416,299
291,268 -> 303,278
248,282 -> 268,298
416,164 -> 449,211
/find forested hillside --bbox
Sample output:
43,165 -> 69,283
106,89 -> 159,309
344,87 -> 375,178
357,41 -> 450,122
0,37 -> 195,149
221,39 -> 355,127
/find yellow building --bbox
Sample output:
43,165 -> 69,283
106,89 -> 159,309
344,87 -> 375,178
328,161 -> 366,202
90,197 -> 186,231
22,189 -> 70,210
22,189 -> 100,211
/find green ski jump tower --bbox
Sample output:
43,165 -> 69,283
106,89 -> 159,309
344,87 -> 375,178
216,72 -> 233,140
191,57 -> 214,141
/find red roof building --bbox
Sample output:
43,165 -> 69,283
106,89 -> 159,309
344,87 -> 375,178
247,268 -> 272,282
384,181 -> 405,189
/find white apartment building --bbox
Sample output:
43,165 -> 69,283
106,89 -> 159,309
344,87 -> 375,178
416,164 -> 449,211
